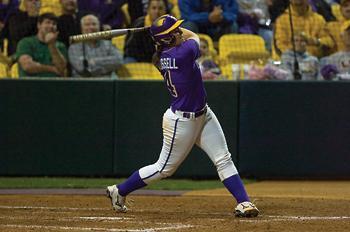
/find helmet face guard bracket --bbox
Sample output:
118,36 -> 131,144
154,33 -> 176,47
150,15 -> 184,47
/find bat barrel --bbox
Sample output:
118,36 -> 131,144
69,27 -> 150,44
70,30 -> 114,43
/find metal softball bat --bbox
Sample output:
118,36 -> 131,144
69,27 -> 150,44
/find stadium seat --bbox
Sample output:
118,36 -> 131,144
20,0 -> 62,16
2,38 -> 8,57
0,63 -> 9,78
112,35 -> 126,55
168,0 -> 181,18
10,63 -> 19,79
220,64 -> 233,80
19,0 -> 25,11
121,3 -> 131,26
220,64 -> 250,80
0,51 -> 11,78
218,34 -> 270,64
117,62 -> 162,79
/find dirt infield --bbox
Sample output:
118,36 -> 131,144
0,181 -> 350,232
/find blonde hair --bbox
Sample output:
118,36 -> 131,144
19,0 -> 41,12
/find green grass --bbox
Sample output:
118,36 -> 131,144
0,177 -> 255,190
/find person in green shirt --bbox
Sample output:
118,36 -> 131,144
16,13 -> 68,77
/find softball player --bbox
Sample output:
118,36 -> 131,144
107,15 -> 259,217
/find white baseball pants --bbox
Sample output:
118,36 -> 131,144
139,105 -> 238,183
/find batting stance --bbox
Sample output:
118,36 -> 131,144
107,15 -> 259,217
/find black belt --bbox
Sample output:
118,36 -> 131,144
172,105 -> 207,119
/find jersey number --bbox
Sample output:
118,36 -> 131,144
164,71 -> 178,97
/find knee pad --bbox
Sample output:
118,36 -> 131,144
215,152 -> 232,168
214,152 -> 238,180
159,167 -> 176,178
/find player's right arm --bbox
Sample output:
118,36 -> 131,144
180,27 -> 200,45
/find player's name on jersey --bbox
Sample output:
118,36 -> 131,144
160,58 -> 178,70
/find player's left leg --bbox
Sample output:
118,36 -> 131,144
107,108 -> 204,212
195,106 -> 259,217
116,109 -> 202,192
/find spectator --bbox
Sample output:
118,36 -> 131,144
179,0 -> 238,41
2,0 -> 40,55
77,0 -> 125,30
339,0 -> 350,21
57,0 -> 86,48
16,13 -> 68,78
124,0 -> 167,63
274,0 -> 334,58
280,33 -> 320,80
325,0 -> 339,4
308,0 -> 336,21
126,0 -> 149,24
320,20 -> 350,80
236,0 -> 273,51
268,0 -> 289,24
126,0 -> 181,26
248,63 -> 289,80
326,0 -> 350,53
0,0 -> 19,32
68,14 -> 123,77
197,37 -> 222,80
269,0 -> 336,24
0,0 -> 19,52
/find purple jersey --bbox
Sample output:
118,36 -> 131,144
160,39 -> 207,112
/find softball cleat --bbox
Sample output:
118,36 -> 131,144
235,201 -> 259,217
106,185 -> 127,213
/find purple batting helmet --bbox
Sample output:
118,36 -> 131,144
150,14 -> 184,46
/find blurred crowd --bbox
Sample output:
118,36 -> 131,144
0,0 -> 349,80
